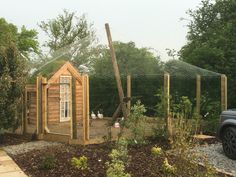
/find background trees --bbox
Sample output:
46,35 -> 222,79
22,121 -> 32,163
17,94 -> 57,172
39,10 -> 99,70
0,18 -> 39,132
180,0 -> 236,107
93,41 -> 162,76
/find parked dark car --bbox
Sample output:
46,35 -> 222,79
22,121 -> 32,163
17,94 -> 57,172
218,110 -> 236,160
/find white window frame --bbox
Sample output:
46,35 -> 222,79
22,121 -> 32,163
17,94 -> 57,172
60,76 -> 72,122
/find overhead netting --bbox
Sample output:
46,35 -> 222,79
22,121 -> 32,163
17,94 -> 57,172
31,42 -> 223,136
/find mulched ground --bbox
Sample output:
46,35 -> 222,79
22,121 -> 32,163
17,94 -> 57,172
8,136 -> 232,177
0,133 -> 31,146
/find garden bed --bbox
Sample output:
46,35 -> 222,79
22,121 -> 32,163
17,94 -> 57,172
10,138 -> 232,177
0,133 -> 31,147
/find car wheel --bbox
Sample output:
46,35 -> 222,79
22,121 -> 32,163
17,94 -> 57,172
222,127 -> 236,160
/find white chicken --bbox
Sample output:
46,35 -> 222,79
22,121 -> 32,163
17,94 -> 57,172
91,111 -> 96,119
97,111 -> 103,119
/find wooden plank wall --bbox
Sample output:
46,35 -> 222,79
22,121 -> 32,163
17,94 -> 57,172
25,85 -> 37,125
47,75 -> 84,123
76,80 -> 83,123
26,77 -> 84,125
47,82 -> 60,123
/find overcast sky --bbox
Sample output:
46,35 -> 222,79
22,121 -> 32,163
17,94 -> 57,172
0,0 -> 202,60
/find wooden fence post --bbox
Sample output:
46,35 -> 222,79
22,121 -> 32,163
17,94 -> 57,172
196,75 -> 201,114
36,76 -> 43,137
86,75 -> 90,140
164,73 -> 172,141
22,88 -> 27,134
127,75 -> 131,115
221,74 -> 227,111
82,75 -> 90,142
42,77 -> 47,135
71,77 -> 77,139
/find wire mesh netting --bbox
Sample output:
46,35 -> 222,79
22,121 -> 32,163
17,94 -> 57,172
27,41 -> 224,138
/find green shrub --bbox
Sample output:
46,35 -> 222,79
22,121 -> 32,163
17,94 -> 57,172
106,149 -> 131,177
71,155 -> 88,170
106,138 -> 131,177
115,138 -> 130,163
40,154 -> 57,170
106,160 -> 131,177
125,100 -> 147,143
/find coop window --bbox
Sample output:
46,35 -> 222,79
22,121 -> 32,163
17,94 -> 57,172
60,76 -> 71,121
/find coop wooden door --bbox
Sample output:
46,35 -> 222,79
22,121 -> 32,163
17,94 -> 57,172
60,76 -> 71,122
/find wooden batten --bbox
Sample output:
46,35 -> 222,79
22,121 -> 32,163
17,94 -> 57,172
82,75 -> 90,142
85,75 -> 90,140
48,62 -> 82,84
196,75 -> 201,114
127,75 -> 131,115
221,74 -> 227,111
36,76 -> 39,134
71,77 -> 77,139
164,73 -> 172,141
42,77 -> 47,133
22,87 -> 27,134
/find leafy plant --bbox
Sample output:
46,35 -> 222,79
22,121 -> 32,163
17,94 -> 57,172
200,93 -> 221,134
106,160 -> 131,177
171,96 -> 199,149
125,100 -> 147,143
106,138 -> 131,177
40,154 -> 57,170
151,146 -> 163,156
106,150 -> 131,177
162,158 -> 177,175
71,156 -> 88,170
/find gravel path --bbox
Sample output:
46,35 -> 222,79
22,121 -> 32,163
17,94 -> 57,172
194,143 -> 236,176
2,141 -> 62,155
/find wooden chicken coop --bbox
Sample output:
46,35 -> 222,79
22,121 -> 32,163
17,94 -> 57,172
22,60 -> 90,144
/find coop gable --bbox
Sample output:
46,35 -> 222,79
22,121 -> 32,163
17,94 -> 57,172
48,61 -> 82,84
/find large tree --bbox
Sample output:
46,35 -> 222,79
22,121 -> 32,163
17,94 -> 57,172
39,9 -> 98,70
93,41 -> 162,76
0,18 -> 39,135
180,0 -> 236,107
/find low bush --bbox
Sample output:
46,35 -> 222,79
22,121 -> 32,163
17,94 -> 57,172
125,100 -> 147,144
71,156 -> 88,170
106,138 -> 131,177
40,154 -> 57,170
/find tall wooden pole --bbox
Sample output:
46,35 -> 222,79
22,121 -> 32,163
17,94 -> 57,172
42,77 -> 47,134
196,75 -> 201,114
164,73 -> 172,141
127,75 -> 131,115
105,23 -> 127,119
22,88 -> 27,134
221,74 -> 227,111
71,77 -> 77,139
36,76 -> 44,139
82,75 -> 90,142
